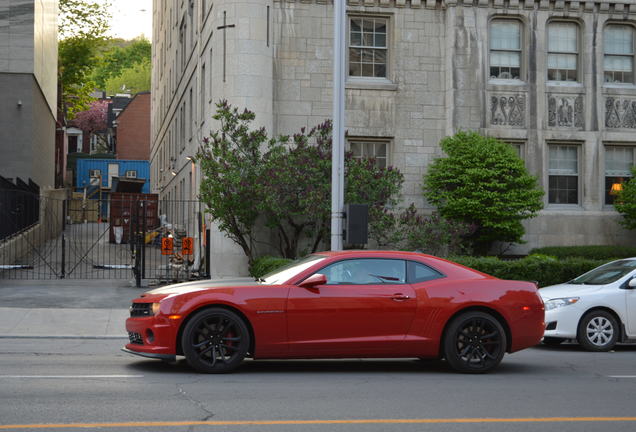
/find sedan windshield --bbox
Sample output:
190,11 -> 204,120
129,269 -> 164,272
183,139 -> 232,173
261,255 -> 326,285
570,259 -> 636,285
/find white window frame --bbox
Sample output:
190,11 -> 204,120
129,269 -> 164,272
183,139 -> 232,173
125,170 -> 138,178
548,143 -> 581,206
604,145 -> 635,205
604,24 -> 635,85
347,138 -> 390,169
347,15 -> 390,81
547,21 -> 580,83
489,18 -> 524,82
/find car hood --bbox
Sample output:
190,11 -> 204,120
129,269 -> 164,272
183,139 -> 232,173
539,283 -> 603,300
144,277 -> 262,296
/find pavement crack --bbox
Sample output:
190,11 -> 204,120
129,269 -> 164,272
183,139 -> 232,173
176,383 -> 215,422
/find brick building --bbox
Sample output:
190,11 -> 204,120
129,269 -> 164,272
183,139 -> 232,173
152,0 -> 636,275
116,92 -> 151,160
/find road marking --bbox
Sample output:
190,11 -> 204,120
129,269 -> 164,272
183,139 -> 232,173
0,375 -> 144,379
1,417 -> 636,430
608,375 -> 636,378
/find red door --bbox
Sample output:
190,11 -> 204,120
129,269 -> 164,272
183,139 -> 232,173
286,258 -> 416,357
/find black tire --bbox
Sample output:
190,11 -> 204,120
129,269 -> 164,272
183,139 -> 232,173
181,308 -> 250,373
542,337 -> 564,346
443,311 -> 507,373
577,310 -> 619,352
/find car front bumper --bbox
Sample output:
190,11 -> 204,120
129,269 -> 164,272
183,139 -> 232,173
123,315 -> 181,359
543,303 -> 583,339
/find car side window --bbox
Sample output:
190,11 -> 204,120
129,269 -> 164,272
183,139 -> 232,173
407,261 -> 444,284
318,259 -> 406,285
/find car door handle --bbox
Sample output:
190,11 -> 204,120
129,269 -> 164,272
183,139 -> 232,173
391,294 -> 410,301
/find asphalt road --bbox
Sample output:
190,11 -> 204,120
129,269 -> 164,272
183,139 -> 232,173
1,338 -> 636,432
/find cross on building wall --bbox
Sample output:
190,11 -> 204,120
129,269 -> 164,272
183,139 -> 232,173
217,11 -> 235,83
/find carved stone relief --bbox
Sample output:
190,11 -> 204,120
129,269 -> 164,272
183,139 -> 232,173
548,95 -> 584,129
605,98 -> 636,129
490,95 -> 526,127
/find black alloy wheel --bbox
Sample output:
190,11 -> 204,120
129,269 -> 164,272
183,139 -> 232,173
443,311 -> 507,373
182,308 -> 250,373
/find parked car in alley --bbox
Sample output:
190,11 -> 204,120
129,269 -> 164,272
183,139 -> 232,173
541,258 -> 636,351
123,250 -> 544,374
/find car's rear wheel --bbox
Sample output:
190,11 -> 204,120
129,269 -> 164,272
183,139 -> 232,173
542,337 -> 564,346
577,310 -> 619,352
182,308 -> 250,373
443,311 -> 507,373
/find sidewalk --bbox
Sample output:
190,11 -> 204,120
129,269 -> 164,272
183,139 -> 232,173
0,279 -> 141,339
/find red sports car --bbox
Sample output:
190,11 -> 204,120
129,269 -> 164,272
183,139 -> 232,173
123,251 -> 544,373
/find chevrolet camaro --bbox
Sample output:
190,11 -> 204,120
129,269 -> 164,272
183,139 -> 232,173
123,251 -> 544,373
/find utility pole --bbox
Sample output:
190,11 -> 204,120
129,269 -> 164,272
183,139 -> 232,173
331,0 -> 346,251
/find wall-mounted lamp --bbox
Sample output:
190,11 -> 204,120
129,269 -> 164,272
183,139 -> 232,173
185,156 -> 195,162
17,100 -> 22,109
171,170 -> 177,176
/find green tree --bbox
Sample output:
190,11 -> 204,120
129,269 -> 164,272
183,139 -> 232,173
422,131 -> 544,254
58,0 -> 111,118
197,101 -> 405,262
614,168 -> 636,229
104,59 -> 151,95
91,37 -> 152,89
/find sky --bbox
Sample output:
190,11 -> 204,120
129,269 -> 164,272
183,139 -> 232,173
99,0 -> 153,40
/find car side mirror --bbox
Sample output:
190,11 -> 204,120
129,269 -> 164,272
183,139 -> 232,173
299,273 -> 327,289
629,278 -> 636,289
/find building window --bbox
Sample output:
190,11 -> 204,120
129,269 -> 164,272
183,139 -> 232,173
89,169 -> 101,178
604,24 -> 634,84
349,139 -> 388,168
490,20 -> 522,80
605,146 -> 634,204
548,144 -> 579,205
348,16 -> 388,78
201,63 -> 206,122
548,22 -> 579,82
125,170 -> 137,178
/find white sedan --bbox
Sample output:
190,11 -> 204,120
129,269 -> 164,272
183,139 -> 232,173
540,258 -> 636,351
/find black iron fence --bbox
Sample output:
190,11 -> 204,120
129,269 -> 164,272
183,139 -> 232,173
0,192 -> 208,285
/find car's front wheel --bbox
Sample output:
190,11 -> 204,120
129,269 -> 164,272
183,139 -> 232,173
577,310 -> 619,352
443,311 -> 507,373
182,308 -> 250,373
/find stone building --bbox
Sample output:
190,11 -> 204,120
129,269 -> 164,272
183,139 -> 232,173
0,0 -> 58,189
151,0 -> 636,275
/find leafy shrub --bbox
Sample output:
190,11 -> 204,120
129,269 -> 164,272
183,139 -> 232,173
423,132 -> 544,254
249,256 -> 293,279
529,245 -> 636,260
450,256 -> 609,287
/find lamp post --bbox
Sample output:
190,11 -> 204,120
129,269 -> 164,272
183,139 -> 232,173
331,0 -> 346,251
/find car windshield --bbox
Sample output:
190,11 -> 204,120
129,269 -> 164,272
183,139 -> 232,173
260,255 -> 326,285
569,259 -> 636,285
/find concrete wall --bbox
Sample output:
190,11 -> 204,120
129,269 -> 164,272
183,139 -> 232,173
117,93 -> 151,161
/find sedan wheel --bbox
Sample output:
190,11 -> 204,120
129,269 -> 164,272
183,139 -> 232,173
182,308 -> 250,373
443,311 -> 506,373
577,311 -> 619,352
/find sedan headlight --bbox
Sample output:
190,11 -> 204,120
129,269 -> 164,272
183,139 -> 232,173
152,302 -> 161,316
544,297 -> 579,311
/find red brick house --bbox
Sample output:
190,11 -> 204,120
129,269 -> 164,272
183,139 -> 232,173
115,92 -> 150,160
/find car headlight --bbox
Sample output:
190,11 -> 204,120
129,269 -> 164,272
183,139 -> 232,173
152,302 -> 161,316
544,297 -> 579,311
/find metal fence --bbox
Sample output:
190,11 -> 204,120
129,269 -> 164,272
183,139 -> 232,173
0,192 -> 207,285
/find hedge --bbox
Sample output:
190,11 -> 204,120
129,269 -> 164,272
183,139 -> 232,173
248,254 -> 611,288
451,255 -> 609,287
250,256 -> 293,279
529,245 -> 636,260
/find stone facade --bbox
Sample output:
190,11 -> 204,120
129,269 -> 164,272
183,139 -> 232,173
152,0 -> 636,275
0,0 -> 58,189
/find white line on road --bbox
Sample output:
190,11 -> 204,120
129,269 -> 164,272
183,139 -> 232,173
608,375 -> 636,378
0,375 -> 144,379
